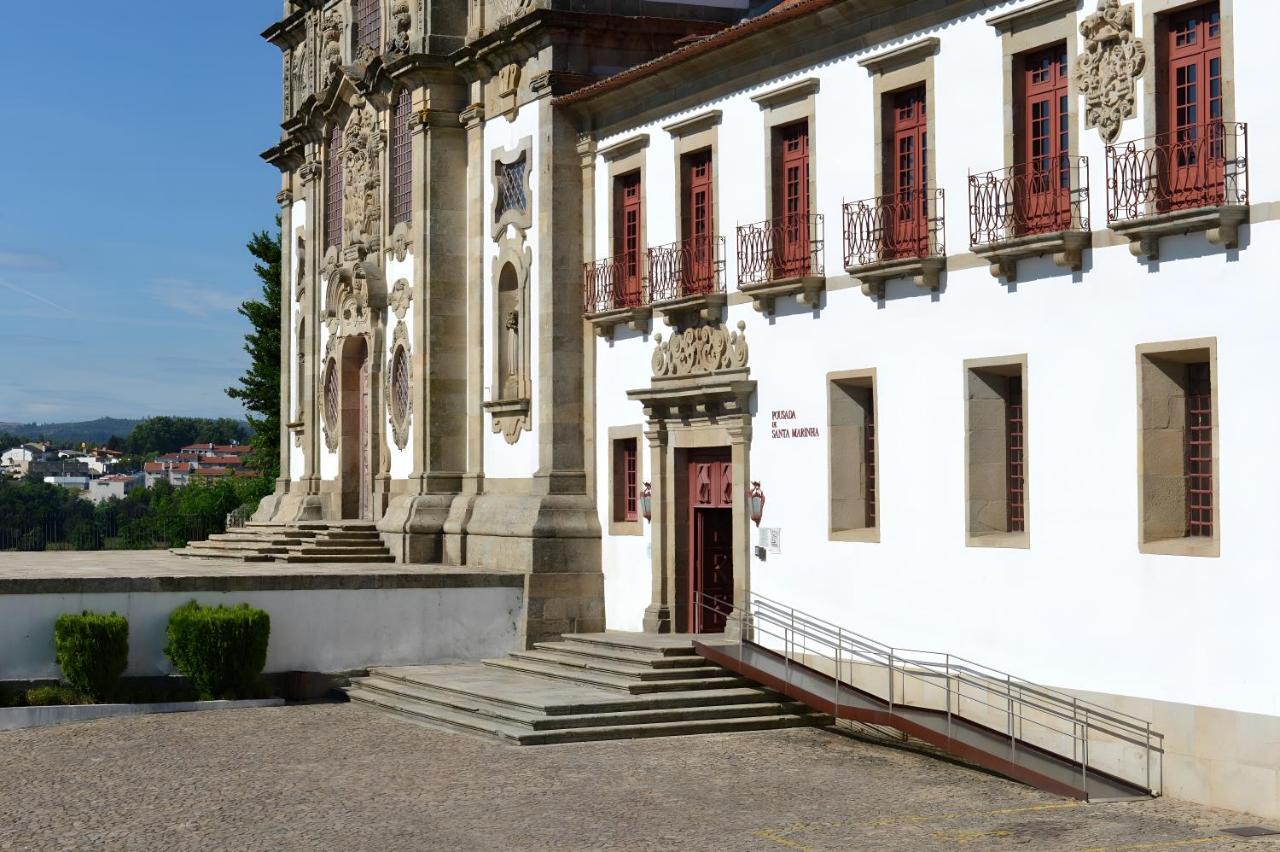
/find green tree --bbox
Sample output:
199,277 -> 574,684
226,226 -> 281,482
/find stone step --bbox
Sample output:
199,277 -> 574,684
206,533 -> 308,545
272,553 -> 396,564
482,657 -> 746,694
185,539 -> 290,553
285,544 -> 392,555
296,522 -> 378,531
172,547 -> 274,562
345,686 -> 828,745
507,649 -> 726,681
534,640 -> 707,670
560,632 -> 703,657
352,675 -> 810,731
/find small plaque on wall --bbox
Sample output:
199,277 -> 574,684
758,527 -> 781,554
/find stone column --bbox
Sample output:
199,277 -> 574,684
578,134 -> 597,506
726,417 -> 753,641
643,419 -> 671,633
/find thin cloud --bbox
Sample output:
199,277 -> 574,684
0,251 -> 58,270
150,277 -> 249,317
0,278 -> 71,312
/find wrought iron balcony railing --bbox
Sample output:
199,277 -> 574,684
647,235 -> 725,304
582,253 -> 647,317
843,188 -> 946,268
1106,121 -> 1248,224
736,213 -> 824,288
969,157 -> 1090,247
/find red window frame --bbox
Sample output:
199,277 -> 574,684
1185,363 -> 1213,538
1005,376 -> 1026,534
325,125 -> 343,249
774,121 -> 811,277
1162,1 -> 1224,210
681,149 -> 715,293
613,171 -> 643,307
1015,43 -> 1071,234
864,399 -> 877,529
614,438 -> 639,522
885,86 -> 928,259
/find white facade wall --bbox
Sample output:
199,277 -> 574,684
592,0 -> 1280,722
288,198 -> 307,483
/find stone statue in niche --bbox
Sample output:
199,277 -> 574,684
497,262 -> 522,399
387,1 -> 412,56
1076,0 -> 1146,144
321,10 -> 344,88
504,309 -> 520,395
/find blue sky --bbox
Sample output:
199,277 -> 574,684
0,2 -> 281,424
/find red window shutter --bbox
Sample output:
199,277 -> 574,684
1164,2 -> 1224,209
1185,363 -> 1213,537
613,172 -> 643,306
1005,377 -> 1025,534
681,150 -> 715,293
776,121 -> 810,277
1016,44 -> 1070,234
887,86 -> 928,259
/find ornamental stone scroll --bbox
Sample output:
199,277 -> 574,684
1076,0 -> 1146,144
650,321 -> 749,379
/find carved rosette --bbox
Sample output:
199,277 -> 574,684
340,106 -> 384,257
386,321 -> 412,450
1076,0 -> 1146,144
651,321 -> 749,379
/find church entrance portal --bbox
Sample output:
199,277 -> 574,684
686,448 -> 734,633
340,335 -> 372,520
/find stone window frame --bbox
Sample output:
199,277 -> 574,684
827,368 -> 879,544
599,134 -> 650,268
664,110 -> 722,256
1136,337 -> 1220,558
1141,0 -> 1238,139
608,424 -> 645,537
751,78 -> 820,236
490,137 -> 534,242
859,39 -> 939,207
963,354 -> 1030,549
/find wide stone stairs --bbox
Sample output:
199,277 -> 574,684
344,632 -> 830,744
174,521 -> 394,563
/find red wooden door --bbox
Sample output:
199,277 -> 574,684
682,150 -> 714,294
1164,2 -> 1223,209
687,450 -> 733,633
887,86 -> 928,259
358,348 -> 371,520
614,171 -> 643,306
1018,44 -> 1071,234
775,122 -> 810,278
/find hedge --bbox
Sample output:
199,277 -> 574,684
53,611 -> 129,702
163,601 -> 270,700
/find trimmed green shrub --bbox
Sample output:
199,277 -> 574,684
164,601 -> 270,700
53,611 -> 129,702
24,685 -> 87,706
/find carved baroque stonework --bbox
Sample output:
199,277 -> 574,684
291,23 -> 314,110
389,278 -> 411,320
340,106 -> 384,256
386,320 -> 412,450
1076,0 -> 1146,144
322,10 -> 344,88
390,221 -> 412,262
295,234 -> 307,303
651,321 -> 749,379
387,0 -> 412,56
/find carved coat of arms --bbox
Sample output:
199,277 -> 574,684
1076,0 -> 1146,144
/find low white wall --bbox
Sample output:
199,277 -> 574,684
1,586 -> 523,680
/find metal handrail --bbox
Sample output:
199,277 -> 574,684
695,591 -> 1163,796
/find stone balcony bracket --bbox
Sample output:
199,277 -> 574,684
849,257 -> 945,300
1110,205 -> 1249,262
653,292 -> 727,329
973,230 -> 1091,282
739,275 -> 825,316
586,305 -> 652,340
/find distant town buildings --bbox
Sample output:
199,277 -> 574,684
2,439 -> 255,496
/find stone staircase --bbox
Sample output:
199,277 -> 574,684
174,521 -> 394,563
343,632 -> 831,744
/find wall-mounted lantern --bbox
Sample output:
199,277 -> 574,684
748,481 -> 766,526
640,482 -> 652,522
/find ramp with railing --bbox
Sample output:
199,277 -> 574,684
692,592 -> 1162,802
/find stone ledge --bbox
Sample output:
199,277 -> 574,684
972,230 -> 1091,281
1110,205 -> 1249,261
586,305 -> 652,339
738,274 -> 825,315
848,256 -> 945,299
652,292 -> 726,327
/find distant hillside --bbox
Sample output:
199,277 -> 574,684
0,417 -> 141,446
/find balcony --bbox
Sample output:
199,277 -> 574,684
582,254 -> 650,339
647,235 -> 726,326
843,189 -> 946,298
1106,122 -> 1249,261
736,213 -> 825,314
968,157 -> 1091,281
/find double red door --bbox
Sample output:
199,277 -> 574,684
614,171 -> 643,306
687,449 -> 733,634
1017,44 -> 1071,233
886,86 -> 929,258
1164,1 -> 1224,209
775,122 -> 810,277
681,150 -> 715,294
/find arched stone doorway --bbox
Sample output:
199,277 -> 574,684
340,334 -> 372,520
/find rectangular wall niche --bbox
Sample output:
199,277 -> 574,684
828,370 -> 878,542
965,357 -> 1029,548
1138,340 -> 1219,557
608,425 -> 644,537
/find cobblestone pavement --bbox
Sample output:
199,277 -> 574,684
1,703 -> 1277,851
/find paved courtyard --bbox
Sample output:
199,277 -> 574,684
0,703 -> 1276,851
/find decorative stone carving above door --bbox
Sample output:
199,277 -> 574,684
651,321 -> 749,379
1076,0 -> 1146,144
340,104 -> 384,258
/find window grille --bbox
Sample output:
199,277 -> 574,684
1006,376 -> 1025,533
325,125 -> 343,249
356,0 -> 382,55
1185,363 -> 1213,537
864,409 -> 877,529
390,346 -> 410,428
391,87 -> 413,226
614,438 -> 638,522
323,359 -> 340,435
495,155 -> 527,221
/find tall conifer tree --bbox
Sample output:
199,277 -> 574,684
226,226 -> 282,482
